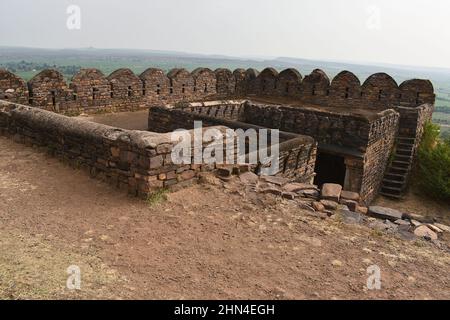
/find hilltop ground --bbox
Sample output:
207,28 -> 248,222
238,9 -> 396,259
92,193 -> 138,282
0,135 -> 449,300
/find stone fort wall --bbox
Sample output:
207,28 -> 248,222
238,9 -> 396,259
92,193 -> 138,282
0,67 -> 435,115
0,100 -> 317,197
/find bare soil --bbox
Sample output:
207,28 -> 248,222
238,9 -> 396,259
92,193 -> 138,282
0,136 -> 449,300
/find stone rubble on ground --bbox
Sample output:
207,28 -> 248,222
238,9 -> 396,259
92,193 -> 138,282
212,168 -> 449,244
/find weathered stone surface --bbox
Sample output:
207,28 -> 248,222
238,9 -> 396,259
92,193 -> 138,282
339,199 -> 357,211
368,219 -> 398,233
403,212 -> 426,222
299,202 -> 315,212
216,167 -> 233,177
321,183 -> 342,202
427,224 -> 443,233
283,183 -> 318,193
356,206 -> 368,214
299,189 -> 320,199
282,192 -> 296,200
340,190 -> 360,202
368,206 -> 403,221
320,199 -> 338,210
394,219 -> 411,226
414,225 -> 438,240
433,223 -> 450,233
260,175 -> 289,186
338,210 -> 364,224
312,201 -> 325,212
239,171 -> 258,185
261,187 -> 282,196
410,219 -> 422,227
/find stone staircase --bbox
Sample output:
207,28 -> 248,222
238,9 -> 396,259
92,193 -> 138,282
379,136 -> 416,199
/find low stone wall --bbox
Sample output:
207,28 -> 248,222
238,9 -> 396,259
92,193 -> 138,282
0,101 -> 238,197
148,102 -> 318,182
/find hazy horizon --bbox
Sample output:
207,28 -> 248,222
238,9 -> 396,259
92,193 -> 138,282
1,0 -> 450,69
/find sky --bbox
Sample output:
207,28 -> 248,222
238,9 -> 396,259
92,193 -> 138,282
1,0 -> 449,69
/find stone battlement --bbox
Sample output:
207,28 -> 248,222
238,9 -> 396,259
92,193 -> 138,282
0,67 -> 435,115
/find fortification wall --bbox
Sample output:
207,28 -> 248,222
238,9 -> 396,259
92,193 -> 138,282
0,67 -> 435,117
148,102 -> 317,182
361,110 -> 400,203
0,100 -> 243,197
156,100 -> 400,202
243,102 -> 372,151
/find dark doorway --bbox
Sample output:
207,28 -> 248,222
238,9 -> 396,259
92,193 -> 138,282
314,152 -> 346,187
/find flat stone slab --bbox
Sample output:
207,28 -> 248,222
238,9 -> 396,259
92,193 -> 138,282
433,223 -> 450,233
394,219 -> 411,226
321,183 -> 342,202
368,206 -> 403,221
283,183 -> 318,193
299,189 -> 320,199
340,190 -> 360,201
260,175 -> 289,186
337,210 -> 364,224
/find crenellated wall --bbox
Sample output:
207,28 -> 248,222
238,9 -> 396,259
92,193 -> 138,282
0,66 -> 435,116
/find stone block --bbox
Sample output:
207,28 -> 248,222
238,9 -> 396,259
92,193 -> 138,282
368,206 -> 403,221
321,183 -> 342,202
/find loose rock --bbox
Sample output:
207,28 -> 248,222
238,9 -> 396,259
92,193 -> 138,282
312,201 -> 325,212
320,199 -> 338,210
340,190 -> 360,202
368,206 -> 403,221
414,225 -> 438,241
321,183 -> 342,202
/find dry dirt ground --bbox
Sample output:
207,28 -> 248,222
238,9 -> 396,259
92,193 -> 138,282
0,135 -> 449,300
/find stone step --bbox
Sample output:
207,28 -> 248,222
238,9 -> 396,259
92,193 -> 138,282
379,191 -> 403,199
381,186 -> 403,195
385,173 -> 406,181
396,148 -> 414,156
389,166 -> 409,174
397,142 -> 414,149
391,160 -> 410,168
396,136 -> 416,143
382,178 -> 404,185
394,154 -> 412,161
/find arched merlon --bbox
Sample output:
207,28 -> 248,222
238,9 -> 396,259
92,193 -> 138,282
233,69 -> 246,95
0,69 -> 28,104
277,68 -> 302,96
70,68 -> 110,105
167,68 -> 195,98
28,69 -> 68,108
255,67 -> 279,96
399,79 -> 435,106
191,68 -> 216,96
214,68 -> 235,95
139,68 -> 170,99
107,68 -> 142,98
300,69 -> 330,103
361,73 -> 399,108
